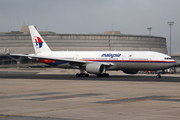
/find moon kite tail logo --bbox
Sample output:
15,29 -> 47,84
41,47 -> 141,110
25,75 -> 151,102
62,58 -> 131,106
34,37 -> 43,48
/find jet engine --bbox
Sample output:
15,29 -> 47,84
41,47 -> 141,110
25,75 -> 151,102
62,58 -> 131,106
86,63 -> 105,74
122,70 -> 138,74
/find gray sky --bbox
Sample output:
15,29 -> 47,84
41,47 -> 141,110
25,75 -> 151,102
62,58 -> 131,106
0,0 -> 179,54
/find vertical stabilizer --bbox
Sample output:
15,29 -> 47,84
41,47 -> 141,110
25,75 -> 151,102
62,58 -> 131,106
29,25 -> 51,54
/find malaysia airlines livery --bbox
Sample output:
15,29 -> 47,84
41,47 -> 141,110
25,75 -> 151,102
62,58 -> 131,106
10,25 -> 176,78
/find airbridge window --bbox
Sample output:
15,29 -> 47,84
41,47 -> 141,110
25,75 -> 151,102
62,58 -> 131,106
164,57 -> 172,60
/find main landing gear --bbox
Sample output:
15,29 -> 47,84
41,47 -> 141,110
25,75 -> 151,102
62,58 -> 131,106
76,73 -> 110,77
76,68 -> 89,77
76,73 -> 89,77
75,67 -> 110,77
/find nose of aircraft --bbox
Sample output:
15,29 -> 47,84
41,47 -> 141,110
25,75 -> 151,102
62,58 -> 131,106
167,59 -> 176,68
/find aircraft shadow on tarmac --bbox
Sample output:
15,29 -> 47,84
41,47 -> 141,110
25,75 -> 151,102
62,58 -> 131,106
0,72 -> 180,82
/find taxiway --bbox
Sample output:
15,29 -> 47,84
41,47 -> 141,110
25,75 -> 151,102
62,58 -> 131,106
0,68 -> 180,120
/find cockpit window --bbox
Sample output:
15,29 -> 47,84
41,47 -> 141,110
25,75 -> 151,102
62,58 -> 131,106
164,57 -> 172,60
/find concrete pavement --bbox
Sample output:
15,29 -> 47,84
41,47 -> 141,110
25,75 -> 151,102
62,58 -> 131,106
0,68 -> 180,120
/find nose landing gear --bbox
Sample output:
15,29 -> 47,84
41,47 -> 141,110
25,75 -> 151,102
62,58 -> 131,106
156,74 -> 161,79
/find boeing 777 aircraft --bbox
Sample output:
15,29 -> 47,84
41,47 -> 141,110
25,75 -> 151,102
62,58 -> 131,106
10,25 -> 176,78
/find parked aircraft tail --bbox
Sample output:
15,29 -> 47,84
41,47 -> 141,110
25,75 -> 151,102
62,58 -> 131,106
29,25 -> 51,54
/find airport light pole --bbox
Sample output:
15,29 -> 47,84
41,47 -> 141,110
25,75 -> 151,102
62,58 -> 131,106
167,22 -> 174,57
147,27 -> 152,51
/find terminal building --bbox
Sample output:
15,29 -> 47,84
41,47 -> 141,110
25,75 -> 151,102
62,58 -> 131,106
0,26 -> 175,68
0,26 -> 168,54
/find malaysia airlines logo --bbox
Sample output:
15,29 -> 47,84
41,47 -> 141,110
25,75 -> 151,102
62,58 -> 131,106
101,53 -> 121,58
34,36 -> 43,48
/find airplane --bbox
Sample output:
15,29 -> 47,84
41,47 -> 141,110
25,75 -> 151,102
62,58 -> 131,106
10,25 -> 176,78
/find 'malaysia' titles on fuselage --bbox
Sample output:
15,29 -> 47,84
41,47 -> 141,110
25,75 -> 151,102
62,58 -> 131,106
101,53 -> 121,58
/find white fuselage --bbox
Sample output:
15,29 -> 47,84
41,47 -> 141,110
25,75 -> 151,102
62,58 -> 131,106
35,51 -> 176,71
11,25 -> 176,76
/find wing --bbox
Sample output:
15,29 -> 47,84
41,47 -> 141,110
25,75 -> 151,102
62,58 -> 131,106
9,53 -> 112,66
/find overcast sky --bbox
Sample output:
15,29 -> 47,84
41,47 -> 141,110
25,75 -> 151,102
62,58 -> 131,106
0,0 -> 179,54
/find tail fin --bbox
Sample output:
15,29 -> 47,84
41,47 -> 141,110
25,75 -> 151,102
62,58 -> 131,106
29,25 -> 51,54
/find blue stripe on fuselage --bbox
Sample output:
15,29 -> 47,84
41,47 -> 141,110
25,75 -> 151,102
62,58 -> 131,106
47,62 -> 67,66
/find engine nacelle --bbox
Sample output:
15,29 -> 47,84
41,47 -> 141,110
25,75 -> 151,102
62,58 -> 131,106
122,70 -> 138,74
86,63 -> 105,74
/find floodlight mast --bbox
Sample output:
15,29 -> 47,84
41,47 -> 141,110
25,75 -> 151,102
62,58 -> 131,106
147,27 -> 152,51
167,22 -> 174,57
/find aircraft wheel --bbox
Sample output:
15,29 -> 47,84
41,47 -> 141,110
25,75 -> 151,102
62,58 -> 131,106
104,73 -> 109,77
156,74 -> 161,79
79,73 -> 83,77
85,74 -> 89,77
76,73 -> 89,77
76,73 -> 80,77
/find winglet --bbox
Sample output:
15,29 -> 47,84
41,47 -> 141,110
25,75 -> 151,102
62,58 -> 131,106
29,25 -> 51,54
